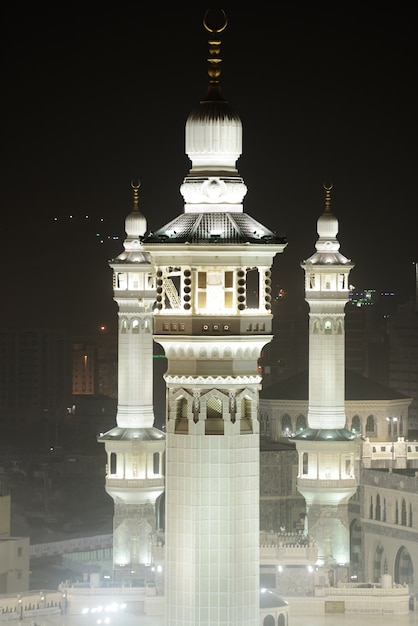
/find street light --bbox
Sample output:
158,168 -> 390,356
386,416 -> 398,469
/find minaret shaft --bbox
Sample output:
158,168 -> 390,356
295,188 -> 359,572
98,186 -> 165,579
144,250 -> 283,626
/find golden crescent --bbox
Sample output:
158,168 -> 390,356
323,181 -> 333,191
131,179 -> 141,189
203,9 -> 227,34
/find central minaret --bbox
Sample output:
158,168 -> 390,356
295,185 -> 359,574
143,12 -> 287,626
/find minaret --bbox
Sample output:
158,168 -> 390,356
98,182 -> 165,583
143,12 -> 287,626
294,184 -> 359,576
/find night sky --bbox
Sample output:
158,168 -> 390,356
3,5 -> 416,335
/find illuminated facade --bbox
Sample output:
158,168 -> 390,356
142,16 -> 287,626
98,184 -> 165,579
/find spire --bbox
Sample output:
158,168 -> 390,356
202,9 -> 228,103
131,179 -> 140,212
324,181 -> 333,213
183,8 -> 243,198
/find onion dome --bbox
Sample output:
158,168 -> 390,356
113,181 -> 150,263
303,183 -> 351,265
124,180 -> 147,244
180,10 -> 247,214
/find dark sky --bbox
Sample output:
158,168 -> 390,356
2,5 -> 417,335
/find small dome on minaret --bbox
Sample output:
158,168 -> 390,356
316,183 -> 339,245
303,183 -> 351,265
123,181 -> 147,247
185,10 -> 242,173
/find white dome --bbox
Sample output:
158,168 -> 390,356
185,99 -> 242,171
125,210 -> 147,239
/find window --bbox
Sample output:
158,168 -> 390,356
110,452 -> 117,475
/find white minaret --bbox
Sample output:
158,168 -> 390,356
295,184 -> 359,574
98,183 -> 165,583
143,13 -> 287,626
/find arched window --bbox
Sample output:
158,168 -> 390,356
110,452 -> 117,475
174,397 -> 188,434
382,498 -> 387,522
395,500 -> 399,525
401,499 -> 407,526
375,494 -> 381,521
302,452 -> 309,476
281,414 -> 292,436
153,452 -> 160,475
240,397 -> 253,433
132,319 -> 140,334
206,396 -> 224,435
324,319 -> 332,332
351,415 -> 361,433
296,414 -> 306,432
394,546 -> 413,586
365,415 -> 375,436
369,496 -> 373,519
409,503 -> 413,527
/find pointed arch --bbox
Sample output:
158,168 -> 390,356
205,395 -> 224,434
351,415 -> 361,434
394,546 -> 414,586
375,494 -> 381,521
281,413 -> 292,436
365,414 -> 376,436
296,414 -> 306,432
401,499 -> 407,526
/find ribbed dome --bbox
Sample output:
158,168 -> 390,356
185,97 -> 242,170
125,210 -> 147,239
317,210 -> 338,239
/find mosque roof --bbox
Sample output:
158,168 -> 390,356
97,427 -> 165,442
292,427 -> 356,441
260,369 -> 409,402
143,212 -> 286,245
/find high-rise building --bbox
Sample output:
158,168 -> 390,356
0,328 -> 72,444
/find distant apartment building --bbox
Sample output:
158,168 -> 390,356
72,334 -> 117,398
389,296 -> 418,432
0,328 -> 73,437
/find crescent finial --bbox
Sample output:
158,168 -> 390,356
323,181 -> 333,212
203,9 -> 228,34
131,179 -> 141,211
202,9 -> 228,88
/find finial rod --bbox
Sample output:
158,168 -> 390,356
323,181 -> 333,212
131,179 -> 141,212
203,9 -> 227,85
